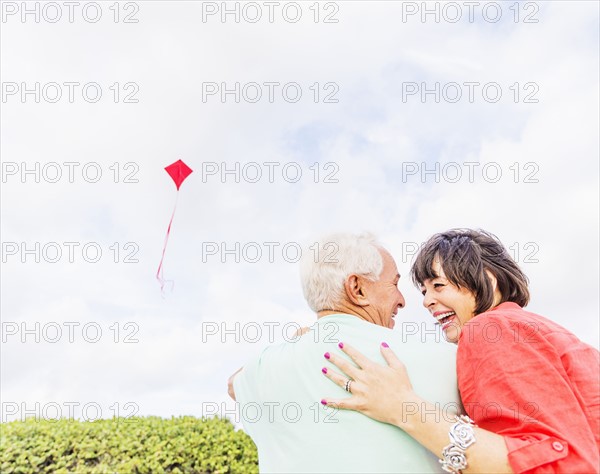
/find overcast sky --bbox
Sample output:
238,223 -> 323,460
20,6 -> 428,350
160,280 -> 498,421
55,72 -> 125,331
1,0 -> 598,424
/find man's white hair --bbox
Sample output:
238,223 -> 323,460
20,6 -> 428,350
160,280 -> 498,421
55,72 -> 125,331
300,232 -> 384,312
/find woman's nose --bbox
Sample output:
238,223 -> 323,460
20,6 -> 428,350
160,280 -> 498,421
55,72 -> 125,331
422,291 -> 435,309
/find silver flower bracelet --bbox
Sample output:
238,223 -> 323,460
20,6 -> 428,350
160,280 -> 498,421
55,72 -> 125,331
439,415 -> 477,474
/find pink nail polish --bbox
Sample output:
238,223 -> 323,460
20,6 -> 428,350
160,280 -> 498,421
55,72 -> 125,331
322,367 -> 328,374
321,399 -> 327,405
324,352 -> 330,359
338,342 -> 344,349
381,342 -> 389,348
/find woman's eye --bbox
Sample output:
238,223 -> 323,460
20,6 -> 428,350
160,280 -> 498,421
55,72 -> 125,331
434,283 -> 444,288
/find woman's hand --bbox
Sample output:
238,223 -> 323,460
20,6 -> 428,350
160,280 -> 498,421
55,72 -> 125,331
322,342 -> 515,474
321,342 -> 422,427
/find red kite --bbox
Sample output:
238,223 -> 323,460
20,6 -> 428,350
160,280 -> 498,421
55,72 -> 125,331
156,160 -> 193,292
165,159 -> 193,190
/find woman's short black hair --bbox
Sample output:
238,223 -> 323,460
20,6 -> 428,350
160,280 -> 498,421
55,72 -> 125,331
410,229 -> 530,314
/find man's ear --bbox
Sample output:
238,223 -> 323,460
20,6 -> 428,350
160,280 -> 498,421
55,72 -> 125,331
344,274 -> 369,307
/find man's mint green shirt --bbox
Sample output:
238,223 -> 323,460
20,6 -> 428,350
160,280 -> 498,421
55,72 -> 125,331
234,314 -> 460,473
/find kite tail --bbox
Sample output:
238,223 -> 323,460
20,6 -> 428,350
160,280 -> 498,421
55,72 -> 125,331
156,192 -> 180,293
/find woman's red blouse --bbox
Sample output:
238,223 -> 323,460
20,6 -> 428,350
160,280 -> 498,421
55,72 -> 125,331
457,302 -> 600,473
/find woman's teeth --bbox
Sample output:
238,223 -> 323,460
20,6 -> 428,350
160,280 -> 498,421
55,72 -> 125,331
435,311 -> 456,324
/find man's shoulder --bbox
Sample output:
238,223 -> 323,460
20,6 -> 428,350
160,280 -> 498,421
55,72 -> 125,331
239,315 -> 455,368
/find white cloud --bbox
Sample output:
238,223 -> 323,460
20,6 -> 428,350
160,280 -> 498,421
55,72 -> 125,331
1,1 -> 598,422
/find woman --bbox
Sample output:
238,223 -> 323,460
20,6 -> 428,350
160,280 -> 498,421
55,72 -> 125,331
320,229 -> 600,473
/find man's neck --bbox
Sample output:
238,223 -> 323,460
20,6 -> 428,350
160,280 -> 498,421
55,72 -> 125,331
316,304 -> 385,327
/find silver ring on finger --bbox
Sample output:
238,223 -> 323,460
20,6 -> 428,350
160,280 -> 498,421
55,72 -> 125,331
344,379 -> 353,393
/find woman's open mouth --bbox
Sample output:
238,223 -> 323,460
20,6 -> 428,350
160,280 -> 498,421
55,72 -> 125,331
434,311 -> 456,330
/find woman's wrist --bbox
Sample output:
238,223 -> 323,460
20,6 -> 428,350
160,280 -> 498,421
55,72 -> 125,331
389,392 -> 427,430
392,399 -> 474,471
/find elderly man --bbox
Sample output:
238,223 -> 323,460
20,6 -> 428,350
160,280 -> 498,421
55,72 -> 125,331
229,233 -> 460,473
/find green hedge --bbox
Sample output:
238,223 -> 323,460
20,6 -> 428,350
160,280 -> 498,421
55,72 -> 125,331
0,416 -> 258,474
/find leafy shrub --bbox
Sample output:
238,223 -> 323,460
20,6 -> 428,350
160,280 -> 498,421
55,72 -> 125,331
0,416 -> 258,473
